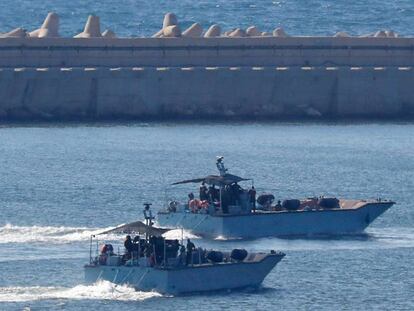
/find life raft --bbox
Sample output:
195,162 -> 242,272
231,249 -> 248,261
318,197 -> 340,209
282,199 -> 301,211
206,250 -> 224,263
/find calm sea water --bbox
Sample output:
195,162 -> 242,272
0,0 -> 413,37
0,122 -> 413,310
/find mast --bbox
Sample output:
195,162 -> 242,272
216,156 -> 227,213
216,156 -> 227,176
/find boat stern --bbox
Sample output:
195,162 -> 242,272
84,264 -> 102,284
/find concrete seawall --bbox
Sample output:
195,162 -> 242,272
2,37 -> 414,68
0,37 -> 414,119
1,65 -> 412,120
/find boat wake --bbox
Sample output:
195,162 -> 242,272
162,228 -> 200,240
0,280 -> 162,302
1,224 -> 412,250
214,235 -> 244,241
259,227 -> 414,251
205,227 -> 414,252
365,227 -> 414,248
0,224 -> 119,244
0,223 -> 200,245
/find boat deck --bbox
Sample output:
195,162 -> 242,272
210,199 -> 394,216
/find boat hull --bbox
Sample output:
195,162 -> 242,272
157,201 -> 394,238
84,254 -> 284,295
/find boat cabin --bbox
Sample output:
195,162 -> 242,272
169,157 -> 254,215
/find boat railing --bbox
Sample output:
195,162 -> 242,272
89,238 -> 240,269
89,234 -> 98,265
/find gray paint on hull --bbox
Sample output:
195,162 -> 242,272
157,202 -> 393,238
84,254 -> 283,295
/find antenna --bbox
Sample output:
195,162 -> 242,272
216,156 -> 228,176
89,234 -> 95,264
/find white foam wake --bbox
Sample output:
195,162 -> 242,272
246,227 -> 414,252
0,224 -> 119,244
0,281 -> 162,302
162,228 -> 200,240
366,227 -> 414,248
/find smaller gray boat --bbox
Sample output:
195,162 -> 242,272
84,233 -> 285,295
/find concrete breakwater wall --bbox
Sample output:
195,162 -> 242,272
1,12 -> 414,120
2,37 -> 414,68
0,65 -> 412,120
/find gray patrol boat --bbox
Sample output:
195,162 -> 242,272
157,157 -> 395,238
84,220 -> 285,294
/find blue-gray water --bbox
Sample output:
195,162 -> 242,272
0,0 -> 414,37
0,122 -> 413,310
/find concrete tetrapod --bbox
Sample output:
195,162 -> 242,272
30,12 -> 59,38
204,24 -> 221,37
1,28 -> 27,38
163,25 -> 181,37
334,31 -> 351,37
385,30 -> 398,38
273,27 -> 288,37
229,28 -> 247,37
359,33 -> 374,38
246,26 -> 261,37
182,23 -> 203,37
102,29 -> 116,38
223,30 -> 234,37
153,12 -> 179,38
152,29 -> 164,38
374,30 -> 387,38
75,15 -> 102,38
163,12 -> 178,29
29,29 -> 40,38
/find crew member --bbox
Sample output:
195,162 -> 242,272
133,235 -> 140,244
132,235 -> 141,257
124,235 -> 133,255
179,244 -> 186,265
186,238 -> 196,265
143,204 -> 154,225
199,182 -> 208,200
274,200 -> 282,211
188,192 -> 195,209
208,185 -> 219,202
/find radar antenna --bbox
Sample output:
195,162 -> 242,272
216,156 -> 228,176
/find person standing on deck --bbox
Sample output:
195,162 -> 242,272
124,235 -> 133,257
199,182 -> 208,200
186,239 -> 196,265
